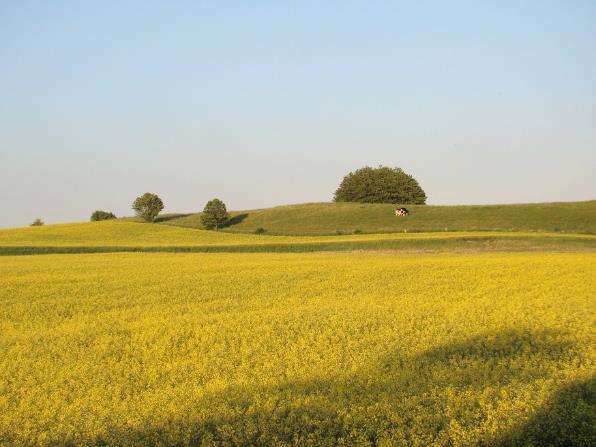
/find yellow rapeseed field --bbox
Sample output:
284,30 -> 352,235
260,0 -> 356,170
1,251 -> 594,446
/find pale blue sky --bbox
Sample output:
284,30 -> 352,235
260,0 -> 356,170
1,1 -> 595,227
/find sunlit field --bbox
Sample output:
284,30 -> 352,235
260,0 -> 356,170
1,251 -> 594,446
162,200 -> 596,235
1,220 -> 595,255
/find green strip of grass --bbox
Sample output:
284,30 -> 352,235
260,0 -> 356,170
2,235 -> 595,256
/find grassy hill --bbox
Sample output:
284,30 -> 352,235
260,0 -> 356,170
161,200 -> 596,235
2,200 -> 594,255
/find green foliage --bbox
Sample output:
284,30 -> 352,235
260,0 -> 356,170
90,210 -> 116,222
201,198 -> 229,230
132,193 -> 164,222
334,166 -> 427,204
254,227 -> 266,234
30,218 -> 44,227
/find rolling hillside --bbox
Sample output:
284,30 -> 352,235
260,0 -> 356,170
2,200 -> 594,255
161,200 -> 596,235
1,220 -> 595,255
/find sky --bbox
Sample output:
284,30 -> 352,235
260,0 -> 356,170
1,1 -> 595,227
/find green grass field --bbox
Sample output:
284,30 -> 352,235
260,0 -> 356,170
1,252 -> 594,445
160,200 -> 596,235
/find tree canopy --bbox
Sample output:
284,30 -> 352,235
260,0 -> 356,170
132,193 -> 164,222
334,166 -> 426,204
201,198 -> 229,230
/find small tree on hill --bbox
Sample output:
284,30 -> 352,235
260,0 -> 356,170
90,210 -> 117,221
30,218 -> 44,226
132,193 -> 164,222
334,166 -> 426,204
201,199 -> 229,230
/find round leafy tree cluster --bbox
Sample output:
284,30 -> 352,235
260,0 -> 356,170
334,166 -> 426,204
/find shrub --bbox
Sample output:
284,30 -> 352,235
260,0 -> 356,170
132,193 -> 164,222
30,218 -> 44,227
334,166 -> 426,204
90,210 -> 116,222
201,199 -> 229,230
354,229 -> 363,234
255,227 -> 266,234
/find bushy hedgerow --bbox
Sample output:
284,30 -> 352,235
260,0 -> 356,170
90,210 -> 116,221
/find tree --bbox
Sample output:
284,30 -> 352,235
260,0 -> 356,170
30,218 -> 44,226
132,193 -> 164,222
90,210 -> 116,221
333,166 -> 426,204
201,198 -> 229,230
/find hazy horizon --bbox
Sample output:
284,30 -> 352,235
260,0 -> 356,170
2,1 -> 595,228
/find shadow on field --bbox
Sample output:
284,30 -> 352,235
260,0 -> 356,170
221,213 -> 249,228
492,377 -> 595,447
154,213 -> 193,223
63,329 -> 593,446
